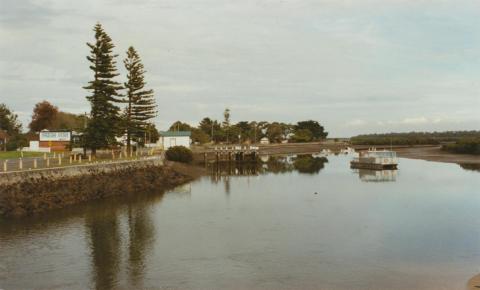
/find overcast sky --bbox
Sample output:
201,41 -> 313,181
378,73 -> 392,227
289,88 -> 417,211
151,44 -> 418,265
1,0 -> 479,136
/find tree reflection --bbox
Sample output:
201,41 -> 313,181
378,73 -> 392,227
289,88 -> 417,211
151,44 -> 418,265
293,155 -> 329,174
85,208 -> 121,290
207,154 -> 329,177
127,206 -> 155,288
460,163 -> 480,172
85,193 -> 160,290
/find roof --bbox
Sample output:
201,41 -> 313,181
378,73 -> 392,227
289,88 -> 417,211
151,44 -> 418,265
160,131 -> 191,137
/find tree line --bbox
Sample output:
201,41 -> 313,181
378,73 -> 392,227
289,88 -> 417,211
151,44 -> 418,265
350,131 -> 480,146
167,108 -> 328,144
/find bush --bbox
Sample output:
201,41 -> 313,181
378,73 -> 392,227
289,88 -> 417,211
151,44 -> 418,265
165,146 -> 193,163
442,138 -> 480,155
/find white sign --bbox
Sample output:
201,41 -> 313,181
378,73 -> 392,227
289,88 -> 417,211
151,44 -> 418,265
40,131 -> 71,141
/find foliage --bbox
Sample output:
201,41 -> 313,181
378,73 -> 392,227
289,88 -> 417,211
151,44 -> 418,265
0,104 -> 21,135
83,23 -> 123,153
123,46 -> 157,149
292,129 -> 313,143
0,103 -> 23,150
167,109 -> 327,145
442,138 -> 480,155
145,123 -> 160,143
165,146 -> 193,163
191,128 -> 210,144
53,112 -> 87,131
169,121 -> 192,131
293,155 -> 328,174
350,131 -> 480,146
295,120 -> 328,140
28,101 -> 59,132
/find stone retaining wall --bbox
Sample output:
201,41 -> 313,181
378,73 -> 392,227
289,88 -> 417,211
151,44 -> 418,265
0,157 -> 196,218
0,157 -> 163,186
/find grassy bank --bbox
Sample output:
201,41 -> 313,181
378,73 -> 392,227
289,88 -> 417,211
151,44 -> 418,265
0,151 -> 44,159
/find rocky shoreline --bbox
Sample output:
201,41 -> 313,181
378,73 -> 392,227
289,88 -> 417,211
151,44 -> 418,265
0,159 -> 198,218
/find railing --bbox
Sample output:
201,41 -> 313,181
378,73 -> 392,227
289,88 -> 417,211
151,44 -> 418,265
1,149 -> 161,173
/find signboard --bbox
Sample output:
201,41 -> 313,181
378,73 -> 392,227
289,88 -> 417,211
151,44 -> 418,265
39,131 -> 71,142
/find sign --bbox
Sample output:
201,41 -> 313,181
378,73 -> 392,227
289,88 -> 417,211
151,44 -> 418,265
39,131 -> 71,142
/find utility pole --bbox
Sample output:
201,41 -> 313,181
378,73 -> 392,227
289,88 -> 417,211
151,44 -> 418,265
211,123 -> 214,143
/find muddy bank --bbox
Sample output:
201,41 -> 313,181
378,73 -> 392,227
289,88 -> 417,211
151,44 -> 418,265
0,162 -> 199,218
395,146 -> 480,165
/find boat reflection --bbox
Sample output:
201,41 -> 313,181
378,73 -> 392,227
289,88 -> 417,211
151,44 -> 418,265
356,169 -> 398,182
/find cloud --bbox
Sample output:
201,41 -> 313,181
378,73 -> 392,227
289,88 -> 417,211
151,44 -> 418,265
1,0 -> 480,137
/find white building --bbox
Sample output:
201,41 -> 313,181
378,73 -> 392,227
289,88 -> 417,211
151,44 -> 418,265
157,131 -> 191,149
260,137 -> 270,144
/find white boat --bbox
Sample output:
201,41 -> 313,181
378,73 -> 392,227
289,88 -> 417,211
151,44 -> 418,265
351,148 -> 398,170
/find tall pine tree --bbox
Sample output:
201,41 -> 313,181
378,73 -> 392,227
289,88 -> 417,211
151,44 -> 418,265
123,46 -> 157,151
84,23 -> 123,155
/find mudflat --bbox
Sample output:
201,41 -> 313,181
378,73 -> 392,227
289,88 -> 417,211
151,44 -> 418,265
395,146 -> 480,164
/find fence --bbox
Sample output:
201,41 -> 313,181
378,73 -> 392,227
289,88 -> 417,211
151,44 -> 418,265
1,148 -> 160,173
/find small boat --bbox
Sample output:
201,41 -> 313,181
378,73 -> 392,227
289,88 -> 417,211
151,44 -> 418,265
350,148 -> 398,170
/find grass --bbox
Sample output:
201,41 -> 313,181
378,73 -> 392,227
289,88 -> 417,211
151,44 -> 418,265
0,151 -> 45,160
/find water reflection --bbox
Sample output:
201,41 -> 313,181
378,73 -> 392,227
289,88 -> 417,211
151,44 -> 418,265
127,206 -> 155,288
208,154 -> 329,178
460,163 -> 480,172
292,155 -> 329,174
85,207 -> 121,290
356,169 -> 398,182
2,154 -> 480,290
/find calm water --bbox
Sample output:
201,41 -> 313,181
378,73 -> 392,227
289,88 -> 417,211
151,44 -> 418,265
1,154 -> 480,290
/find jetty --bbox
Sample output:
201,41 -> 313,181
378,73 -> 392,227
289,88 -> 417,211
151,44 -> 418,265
200,145 -> 259,163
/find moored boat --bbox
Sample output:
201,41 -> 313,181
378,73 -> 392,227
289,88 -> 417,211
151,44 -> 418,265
350,148 -> 398,170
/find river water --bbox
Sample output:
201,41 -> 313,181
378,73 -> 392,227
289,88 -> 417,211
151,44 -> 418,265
1,154 -> 480,290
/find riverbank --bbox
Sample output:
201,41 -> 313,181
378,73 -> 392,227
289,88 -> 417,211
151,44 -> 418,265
0,158 -> 202,218
394,146 -> 480,165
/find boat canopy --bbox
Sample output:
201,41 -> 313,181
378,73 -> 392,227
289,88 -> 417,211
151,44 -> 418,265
362,151 -> 397,158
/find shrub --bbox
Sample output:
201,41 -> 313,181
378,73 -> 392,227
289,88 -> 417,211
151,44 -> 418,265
165,146 -> 193,163
442,138 -> 480,155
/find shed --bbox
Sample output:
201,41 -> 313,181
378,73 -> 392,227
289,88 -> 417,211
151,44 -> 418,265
158,131 -> 191,150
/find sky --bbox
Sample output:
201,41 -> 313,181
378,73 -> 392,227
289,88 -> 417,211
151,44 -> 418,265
0,0 -> 479,137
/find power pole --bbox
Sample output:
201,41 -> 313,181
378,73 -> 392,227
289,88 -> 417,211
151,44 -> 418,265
211,123 -> 214,143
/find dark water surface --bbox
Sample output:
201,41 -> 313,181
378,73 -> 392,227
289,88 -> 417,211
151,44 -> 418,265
1,154 -> 480,290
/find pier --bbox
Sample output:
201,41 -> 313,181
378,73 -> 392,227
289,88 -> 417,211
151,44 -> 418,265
200,145 -> 259,163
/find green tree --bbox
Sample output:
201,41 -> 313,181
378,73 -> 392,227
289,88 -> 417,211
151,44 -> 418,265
191,128 -> 210,144
295,120 -> 328,140
0,103 -> 23,150
83,23 -> 123,155
123,46 -> 157,151
51,112 -> 88,131
28,101 -> 59,132
169,121 -> 192,131
0,104 -> 21,135
292,129 -> 313,143
266,122 -> 284,143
